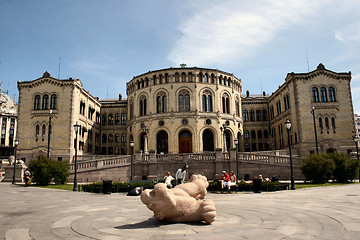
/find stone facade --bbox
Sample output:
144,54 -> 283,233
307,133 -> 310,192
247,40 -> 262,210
16,64 -> 356,163
126,67 -> 243,154
0,90 -> 17,158
17,72 -> 101,163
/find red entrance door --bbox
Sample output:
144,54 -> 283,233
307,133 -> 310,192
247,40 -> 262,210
179,131 -> 192,153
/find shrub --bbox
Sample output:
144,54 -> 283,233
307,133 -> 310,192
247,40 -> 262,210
300,154 -> 335,183
28,156 -> 70,185
324,152 -> 359,183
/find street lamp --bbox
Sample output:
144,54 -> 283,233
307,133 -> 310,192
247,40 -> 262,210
285,119 -> 295,190
73,123 -> 81,191
47,109 -> 53,158
234,138 -> 239,179
12,139 -> 19,184
311,106 -> 319,154
129,140 -> 134,180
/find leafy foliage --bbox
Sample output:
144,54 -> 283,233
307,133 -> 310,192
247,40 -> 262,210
300,154 -> 335,183
28,156 -> 70,186
324,152 -> 359,183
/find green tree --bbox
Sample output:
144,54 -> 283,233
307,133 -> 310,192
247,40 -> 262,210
324,152 -> 359,183
28,156 -> 70,186
300,154 -> 335,183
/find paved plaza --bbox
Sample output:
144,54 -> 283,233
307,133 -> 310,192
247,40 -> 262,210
0,183 -> 360,240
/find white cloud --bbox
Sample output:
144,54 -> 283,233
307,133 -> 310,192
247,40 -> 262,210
167,0 -> 326,67
335,22 -> 360,42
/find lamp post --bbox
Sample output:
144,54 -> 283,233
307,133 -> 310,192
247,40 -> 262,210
285,119 -> 295,190
12,139 -> 19,184
47,109 -> 52,158
311,106 -> 319,154
129,140 -> 134,180
234,138 -> 239,179
73,123 -> 81,192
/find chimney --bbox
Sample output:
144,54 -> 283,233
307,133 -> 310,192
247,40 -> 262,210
14,94 -> 17,105
119,94 -> 122,100
263,91 -> 266,96
246,90 -> 249,98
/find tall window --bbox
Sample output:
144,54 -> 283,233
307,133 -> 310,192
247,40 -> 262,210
329,87 -> 336,102
204,74 -> 209,83
250,110 -> 255,122
156,91 -> 167,113
320,87 -> 328,102
319,117 -> 323,131
331,117 -> 336,131
102,114 -> 107,125
121,133 -> 126,142
50,94 -> 57,109
108,114 -> 113,125
202,90 -> 212,112
121,113 -> 126,125
102,134 -> 107,144
243,110 -> 249,122
115,134 -> 120,143
325,117 -> 329,130
222,93 -> 230,114
139,95 -> 147,116
256,110 -> 261,121
34,95 -> 41,110
257,130 -> 262,139
179,89 -> 190,112
312,87 -> 319,102
181,72 -> 186,82
235,97 -> 240,117
115,114 -> 120,125
251,130 -> 256,139
42,94 -> 49,109
244,130 -> 249,139
35,124 -> 39,140
262,109 -> 268,121
42,125 -> 46,141
108,134 -> 113,143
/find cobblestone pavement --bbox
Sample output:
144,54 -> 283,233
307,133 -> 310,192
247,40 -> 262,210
0,183 -> 360,240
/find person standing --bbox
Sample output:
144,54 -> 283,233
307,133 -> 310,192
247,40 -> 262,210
219,170 -> 230,193
175,163 -> 189,185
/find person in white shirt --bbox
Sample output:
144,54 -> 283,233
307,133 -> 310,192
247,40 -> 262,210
163,172 -> 175,188
175,163 -> 189,185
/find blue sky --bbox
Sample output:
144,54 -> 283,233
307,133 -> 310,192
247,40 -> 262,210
1,0 -> 360,113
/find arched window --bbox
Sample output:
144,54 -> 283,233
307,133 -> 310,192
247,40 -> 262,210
243,110 -> 249,122
156,91 -> 167,113
319,117 -> 323,131
159,75 -> 163,84
312,87 -> 319,102
34,95 -> 41,110
108,134 -> 113,143
139,95 -> 147,116
121,113 -> 126,125
202,90 -> 213,112
42,94 -> 49,109
331,117 -> 336,131
219,75 -> 223,85
244,130 -> 249,139
42,125 -> 46,141
264,130 -> 269,138
256,110 -> 261,121
115,114 -> 120,125
198,73 -> 203,83
179,89 -> 190,112
115,134 -> 120,143
262,109 -> 268,121
251,130 -> 256,139
250,110 -> 255,122
50,94 -> 57,109
102,114 -> 107,125
181,72 -> 186,82
165,73 -> 169,83
257,130 -> 262,139
188,72 -> 193,82
121,133 -> 126,142
211,74 -> 215,83
329,87 -> 336,102
108,114 -> 114,125
204,74 -> 209,83
35,124 -> 39,140
320,87 -> 328,102
175,72 -> 180,82
235,97 -> 240,117
222,93 -> 230,114
102,134 -> 107,144
157,130 -> 168,153
325,117 -> 329,130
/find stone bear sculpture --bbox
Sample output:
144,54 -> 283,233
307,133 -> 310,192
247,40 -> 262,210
140,174 -> 216,224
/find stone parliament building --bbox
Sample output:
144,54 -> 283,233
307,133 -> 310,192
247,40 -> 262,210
16,64 -> 356,177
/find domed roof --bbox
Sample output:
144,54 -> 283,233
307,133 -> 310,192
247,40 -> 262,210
0,92 -> 17,115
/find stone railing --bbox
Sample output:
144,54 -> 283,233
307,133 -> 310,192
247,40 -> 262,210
156,152 -> 216,162
237,152 -> 300,166
70,155 -> 130,173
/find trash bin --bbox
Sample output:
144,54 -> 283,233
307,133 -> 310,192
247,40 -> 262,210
252,178 -> 262,193
102,180 -> 112,194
